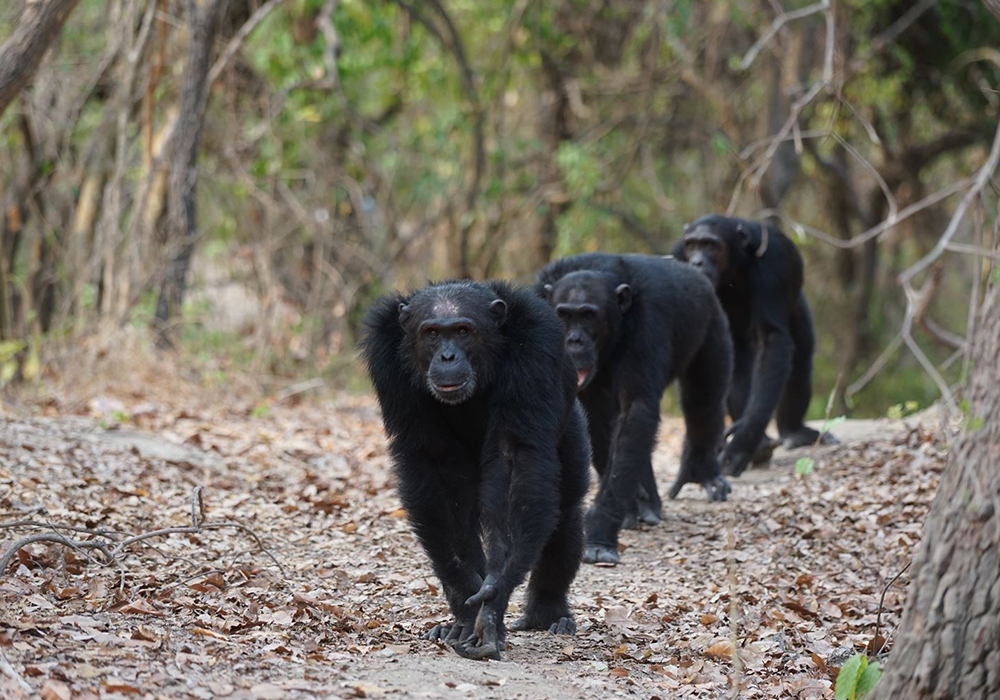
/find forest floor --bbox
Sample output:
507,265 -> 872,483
0,378 -> 946,700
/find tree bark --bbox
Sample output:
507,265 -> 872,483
153,0 -> 228,346
0,0 -> 81,119
870,284 -> 1000,698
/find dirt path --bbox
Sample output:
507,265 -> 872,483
0,397 -> 944,699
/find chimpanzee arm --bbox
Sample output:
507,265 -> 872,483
396,460 -> 486,635
722,297 -> 794,476
454,436 -> 562,660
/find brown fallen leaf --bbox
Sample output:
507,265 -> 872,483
700,613 -> 719,626
41,679 -> 71,700
117,598 -> 165,617
609,667 -> 629,678
104,680 -> 142,695
705,640 -> 733,659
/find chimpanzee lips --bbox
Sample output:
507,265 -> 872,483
576,369 -> 591,387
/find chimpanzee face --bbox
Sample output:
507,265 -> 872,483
399,286 -> 506,405
681,217 -> 752,288
545,271 -> 631,391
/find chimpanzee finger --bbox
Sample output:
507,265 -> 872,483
465,574 -> 499,607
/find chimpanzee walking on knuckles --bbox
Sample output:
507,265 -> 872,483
361,280 -> 590,661
672,214 -> 837,478
537,254 -> 734,565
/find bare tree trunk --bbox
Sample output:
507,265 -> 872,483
153,0 -> 228,346
983,0 -> 1000,22
0,0 -> 81,118
870,284 -> 1000,698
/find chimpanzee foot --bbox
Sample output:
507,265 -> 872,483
582,543 -> 620,565
424,620 -> 470,646
510,599 -> 574,634
751,435 -> 781,464
621,511 -> 639,530
782,427 -> 839,449
701,475 -> 731,502
637,502 -> 661,525
548,617 -> 577,635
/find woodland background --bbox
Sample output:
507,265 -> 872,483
2,0 -> 999,417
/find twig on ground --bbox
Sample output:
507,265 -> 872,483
873,561 -> 911,659
0,487 -> 286,579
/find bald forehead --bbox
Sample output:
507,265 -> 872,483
553,271 -> 611,304
411,284 -> 490,319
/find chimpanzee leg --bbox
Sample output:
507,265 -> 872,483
583,395 -> 660,565
584,396 -> 658,530
776,294 -> 835,448
729,334 -> 779,465
511,406 -> 589,634
670,311 -> 731,502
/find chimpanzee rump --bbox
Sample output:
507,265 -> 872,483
671,214 -> 836,478
361,280 -> 590,660
536,254 -> 733,565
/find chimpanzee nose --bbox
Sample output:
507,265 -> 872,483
440,349 -> 456,362
567,333 -> 583,346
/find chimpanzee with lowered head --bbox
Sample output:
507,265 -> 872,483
671,214 -> 836,478
361,280 -> 590,661
536,254 -> 733,565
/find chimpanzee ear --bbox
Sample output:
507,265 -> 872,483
397,303 -> 410,328
736,221 -> 752,250
682,222 -> 691,234
615,284 -> 632,313
489,299 -> 507,327
543,284 -> 553,301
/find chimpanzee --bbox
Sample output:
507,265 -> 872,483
536,254 -> 733,565
361,280 -> 590,661
671,214 -> 835,478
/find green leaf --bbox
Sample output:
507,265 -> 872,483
856,661 -> 881,699
821,415 -> 846,434
835,654 -> 868,700
795,457 -> 815,477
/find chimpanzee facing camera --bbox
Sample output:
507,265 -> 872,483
361,280 -> 590,660
537,254 -> 734,565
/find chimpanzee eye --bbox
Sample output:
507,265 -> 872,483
584,309 -> 597,321
557,308 -> 570,319
458,327 -> 469,337
425,328 -> 439,339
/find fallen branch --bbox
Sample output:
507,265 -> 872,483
0,487 -> 286,578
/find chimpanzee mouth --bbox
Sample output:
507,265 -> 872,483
435,383 -> 466,392
429,379 -> 474,404
576,368 -> 594,389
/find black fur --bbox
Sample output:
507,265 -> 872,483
536,254 -> 733,565
672,214 -> 835,477
360,280 -> 590,660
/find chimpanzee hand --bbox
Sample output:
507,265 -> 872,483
700,475 -> 730,502
721,419 -> 763,477
453,602 -> 506,660
452,575 -> 505,660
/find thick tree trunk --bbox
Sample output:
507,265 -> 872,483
871,285 -> 1000,698
0,0 -> 81,118
153,0 -> 228,346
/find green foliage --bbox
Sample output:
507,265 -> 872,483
835,654 -> 881,700
795,457 -> 815,478
886,400 -> 920,420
